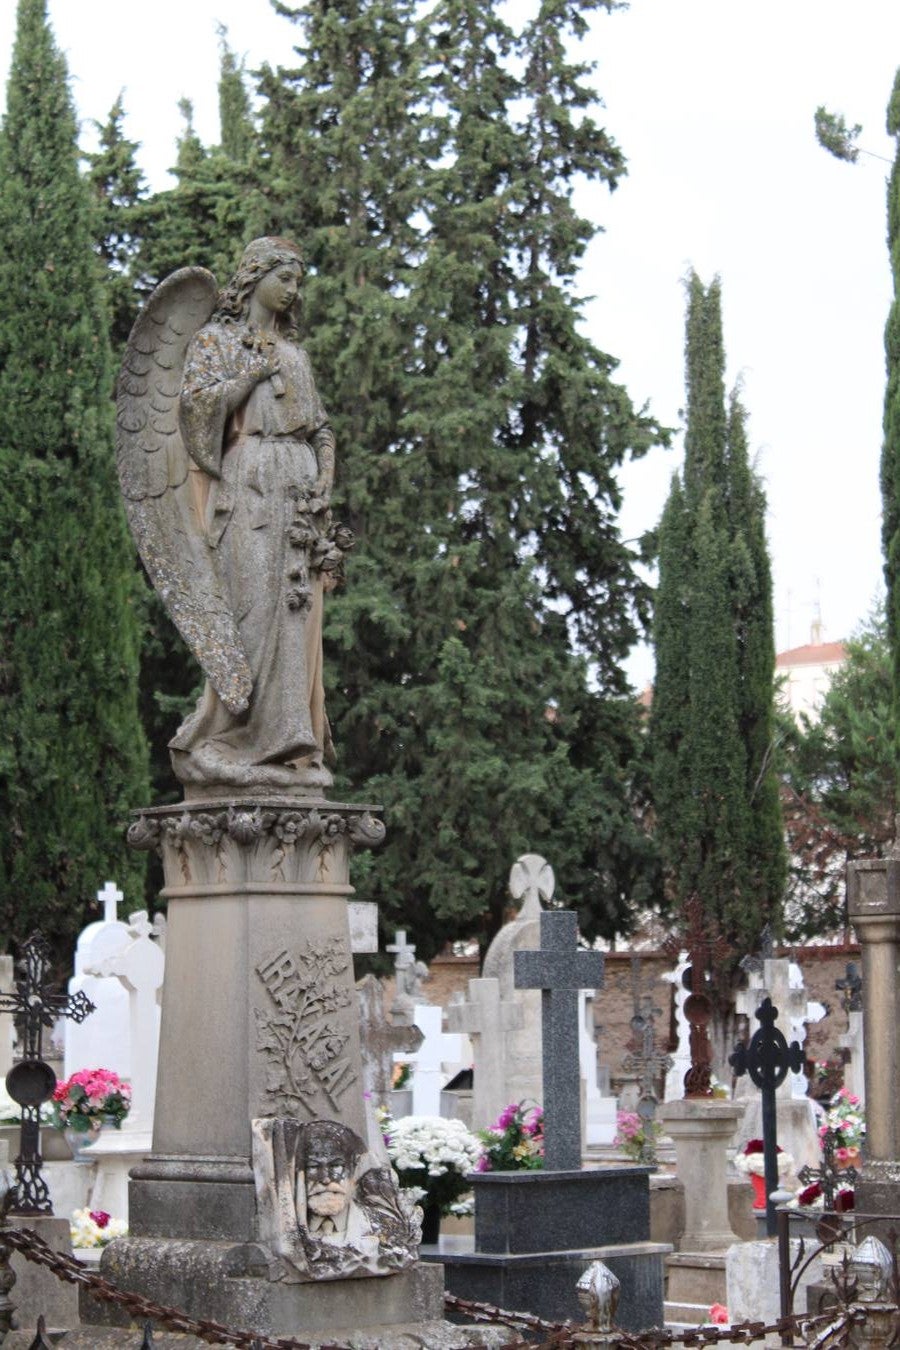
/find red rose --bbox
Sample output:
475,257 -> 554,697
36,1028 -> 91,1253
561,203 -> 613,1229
89,1210 -> 110,1229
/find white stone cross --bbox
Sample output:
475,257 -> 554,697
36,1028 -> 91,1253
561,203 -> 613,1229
97,880 -> 123,925
386,929 -> 416,968
401,1005 -> 466,1117
509,853 -> 555,921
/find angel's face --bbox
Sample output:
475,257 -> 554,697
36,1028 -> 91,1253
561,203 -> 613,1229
254,261 -> 302,317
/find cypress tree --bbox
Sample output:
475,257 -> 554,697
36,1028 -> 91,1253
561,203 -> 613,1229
0,0 -> 148,956
651,275 -> 783,955
882,69 -> 900,767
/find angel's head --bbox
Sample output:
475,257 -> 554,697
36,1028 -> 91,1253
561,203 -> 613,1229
216,237 -> 304,335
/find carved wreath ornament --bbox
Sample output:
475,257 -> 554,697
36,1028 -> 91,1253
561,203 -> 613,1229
127,805 -> 384,853
255,940 -> 357,1115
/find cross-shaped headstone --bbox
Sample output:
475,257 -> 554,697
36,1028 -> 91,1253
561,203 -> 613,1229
509,853 -> 555,921
514,910 -> 604,1170
97,880 -> 123,925
622,994 -> 672,1161
447,977 -> 523,1130
729,996 -> 803,1235
356,975 -> 423,1106
85,911 -> 165,1134
386,930 -> 418,1026
0,932 -> 94,1214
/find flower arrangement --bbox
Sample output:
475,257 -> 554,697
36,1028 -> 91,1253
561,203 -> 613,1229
733,1139 -> 794,1178
391,1062 -> 411,1091
477,1102 -> 544,1173
382,1115 -> 483,1214
50,1069 -> 131,1133
70,1208 -> 128,1248
614,1110 -> 661,1162
820,1087 -> 865,1162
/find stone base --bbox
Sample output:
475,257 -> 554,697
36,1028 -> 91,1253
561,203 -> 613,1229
7,1214 -> 81,1333
727,1238 -> 823,1326
666,1251 -> 727,1307
472,1165 -> 652,1253
425,1235 -> 669,1331
82,1239 -> 444,1339
855,1159 -> 900,1225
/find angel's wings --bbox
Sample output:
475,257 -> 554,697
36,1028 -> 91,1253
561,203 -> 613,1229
116,267 -> 252,717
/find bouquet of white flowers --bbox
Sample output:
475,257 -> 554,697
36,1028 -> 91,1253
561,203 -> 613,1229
383,1115 -> 483,1215
70,1208 -> 128,1249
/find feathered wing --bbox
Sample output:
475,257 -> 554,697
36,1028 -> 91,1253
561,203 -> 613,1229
116,267 -> 252,716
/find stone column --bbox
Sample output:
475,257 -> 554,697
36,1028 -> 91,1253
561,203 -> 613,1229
125,796 -> 384,1242
847,856 -> 900,1214
659,1100 -> 743,1250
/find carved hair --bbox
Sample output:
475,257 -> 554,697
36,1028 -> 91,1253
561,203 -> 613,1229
300,1119 -> 367,1172
214,235 -> 303,336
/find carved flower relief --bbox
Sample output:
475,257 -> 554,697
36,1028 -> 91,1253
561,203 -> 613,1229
126,804 -> 385,866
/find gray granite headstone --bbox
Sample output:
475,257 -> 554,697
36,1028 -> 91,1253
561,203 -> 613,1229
514,910 -> 604,1170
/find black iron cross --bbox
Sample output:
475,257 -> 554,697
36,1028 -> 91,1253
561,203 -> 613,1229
0,933 -> 94,1214
835,962 -> 863,1014
729,996 -> 803,1236
514,911 -> 604,1171
797,1127 -> 858,1210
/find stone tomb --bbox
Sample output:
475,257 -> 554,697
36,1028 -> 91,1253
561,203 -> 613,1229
428,907 -> 669,1331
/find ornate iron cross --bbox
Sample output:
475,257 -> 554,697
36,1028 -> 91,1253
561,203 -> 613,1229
797,1126 -> 858,1209
730,996 -> 803,1236
0,933 -> 94,1214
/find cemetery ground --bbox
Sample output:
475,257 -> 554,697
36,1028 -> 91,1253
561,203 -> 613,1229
0,854 -> 896,1349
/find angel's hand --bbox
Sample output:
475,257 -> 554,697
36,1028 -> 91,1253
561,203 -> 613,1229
248,348 -> 281,383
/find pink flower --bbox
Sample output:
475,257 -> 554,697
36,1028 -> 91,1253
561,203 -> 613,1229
709,1304 -> 728,1326
89,1210 -> 110,1229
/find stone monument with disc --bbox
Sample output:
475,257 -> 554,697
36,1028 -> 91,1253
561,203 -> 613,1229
88,240 -> 498,1343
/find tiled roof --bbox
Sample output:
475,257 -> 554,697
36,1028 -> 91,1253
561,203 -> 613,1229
775,641 -> 846,668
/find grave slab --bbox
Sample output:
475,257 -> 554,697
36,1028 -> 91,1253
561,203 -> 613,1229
432,1235 -> 670,1331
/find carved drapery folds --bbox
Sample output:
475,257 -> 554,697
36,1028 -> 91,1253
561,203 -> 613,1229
127,799 -> 385,889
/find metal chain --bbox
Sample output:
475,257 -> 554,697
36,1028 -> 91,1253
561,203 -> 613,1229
1,1224 -> 876,1350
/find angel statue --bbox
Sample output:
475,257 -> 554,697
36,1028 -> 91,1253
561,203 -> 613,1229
117,237 -> 352,794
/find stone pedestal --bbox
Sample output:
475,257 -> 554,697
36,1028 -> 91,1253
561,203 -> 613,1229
125,797 -> 382,1243
424,1168 -> 670,1330
847,856 -> 900,1218
102,797 -> 461,1338
659,1100 -> 743,1251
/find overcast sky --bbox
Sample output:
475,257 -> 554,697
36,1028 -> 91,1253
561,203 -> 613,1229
2,0 -> 898,688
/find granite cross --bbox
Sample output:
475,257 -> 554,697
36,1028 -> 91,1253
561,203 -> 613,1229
514,910 -> 604,1170
0,932 -> 94,1214
729,996 -> 803,1236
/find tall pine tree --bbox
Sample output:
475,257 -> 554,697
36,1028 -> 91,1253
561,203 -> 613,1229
0,0 -> 148,957
651,275 -> 784,957
254,0 -> 664,951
